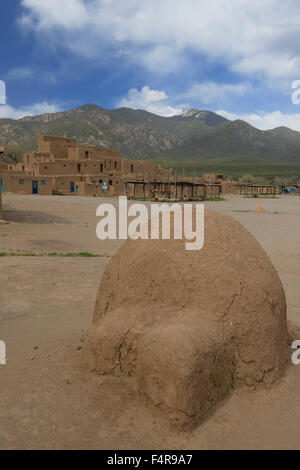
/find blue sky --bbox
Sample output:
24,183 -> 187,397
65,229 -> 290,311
2,0 -> 300,130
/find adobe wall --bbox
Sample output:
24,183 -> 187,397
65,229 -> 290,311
221,181 -> 239,194
121,160 -> 171,179
53,175 -> 81,193
37,160 -> 78,176
0,159 -> 5,219
23,152 -> 55,164
5,175 -> 52,195
37,136 -> 77,159
1,170 -> 28,191
76,176 -> 124,197
0,172 -> 2,219
67,146 -> 120,163
37,135 -> 76,149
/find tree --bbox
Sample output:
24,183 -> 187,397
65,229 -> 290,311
1,145 -> 24,163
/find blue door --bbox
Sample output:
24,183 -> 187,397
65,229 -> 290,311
32,180 -> 38,194
1,178 -> 3,192
70,181 -> 75,193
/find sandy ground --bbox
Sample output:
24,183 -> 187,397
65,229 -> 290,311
0,193 -> 300,450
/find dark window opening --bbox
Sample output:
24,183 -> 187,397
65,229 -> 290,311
77,164 -> 81,172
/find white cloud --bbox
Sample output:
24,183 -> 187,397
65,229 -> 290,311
20,0 -> 89,30
6,67 -> 35,80
18,0 -> 300,81
5,67 -> 57,84
0,101 -> 62,119
118,86 -> 186,117
118,82 -> 249,117
217,109 -> 300,131
140,46 -> 184,75
180,82 -> 249,105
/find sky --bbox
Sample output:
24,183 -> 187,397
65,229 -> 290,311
2,0 -> 300,130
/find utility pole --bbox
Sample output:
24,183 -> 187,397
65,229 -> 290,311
174,171 -> 177,198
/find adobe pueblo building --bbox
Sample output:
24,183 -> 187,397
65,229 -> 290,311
0,145 -> 5,219
83,209 -> 290,427
0,135 -> 172,198
0,135 -> 225,200
0,135 -> 285,199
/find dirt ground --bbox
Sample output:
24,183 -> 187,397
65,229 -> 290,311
0,193 -> 300,450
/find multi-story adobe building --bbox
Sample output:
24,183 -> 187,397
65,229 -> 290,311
0,145 -> 5,219
0,135 -> 173,197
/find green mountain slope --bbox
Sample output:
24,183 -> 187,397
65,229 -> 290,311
1,104 -> 300,177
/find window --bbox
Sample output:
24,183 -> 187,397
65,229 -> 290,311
130,164 -> 134,172
77,164 -> 81,172
109,180 -> 113,186
85,151 -> 89,159
100,163 -> 103,172
44,166 -> 47,170
114,161 -> 117,169
41,180 -> 46,185
19,179 -> 24,185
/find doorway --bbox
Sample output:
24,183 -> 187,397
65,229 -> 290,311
32,180 -> 38,194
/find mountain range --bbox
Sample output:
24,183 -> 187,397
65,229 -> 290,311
1,104 -> 300,177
